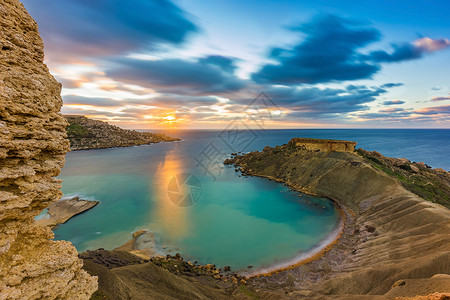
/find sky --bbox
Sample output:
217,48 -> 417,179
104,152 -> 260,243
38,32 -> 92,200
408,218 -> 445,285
22,0 -> 450,129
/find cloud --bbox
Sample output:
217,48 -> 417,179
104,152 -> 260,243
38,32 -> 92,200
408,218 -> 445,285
252,14 -> 450,86
356,105 -> 449,123
365,37 -> 450,63
105,56 -> 246,94
63,95 -> 125,107
355,106 -> 412,120
58,78 -> 86,89
383,100 -> 405,105
379,107 -> 406,113
149,94 -> 220,107
415,105 -> 450,115
61,106 -> 130,118
230,84 -> 388,119
63,94 -> 220,108
356,111 -> 412,120
22,0 -> 198,62
198,55 -> 239,73
251,15 -> 381,85
414,37 -> 450,51
430,93 -> 450,101
380,83 -> 404,88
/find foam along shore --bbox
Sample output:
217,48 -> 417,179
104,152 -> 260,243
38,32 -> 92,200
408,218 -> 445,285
241,206 -> 345,277
35,196 -> 99,228
113,230 -> 160,259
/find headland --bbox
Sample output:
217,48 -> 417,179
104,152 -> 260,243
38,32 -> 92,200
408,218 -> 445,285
65,115 -> 180,150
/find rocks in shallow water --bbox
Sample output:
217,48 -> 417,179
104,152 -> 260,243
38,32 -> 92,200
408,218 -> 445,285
132,229 -> 147,238
35,196 -> 99,228
223,158 -> 235,165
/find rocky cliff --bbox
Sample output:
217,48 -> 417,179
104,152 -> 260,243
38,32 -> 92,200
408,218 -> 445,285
65,115 -> 180,150
226,139 -> 450,299
0,1 -> 97,299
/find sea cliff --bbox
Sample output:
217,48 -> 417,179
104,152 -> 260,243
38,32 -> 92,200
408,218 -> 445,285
65,115 -> 180,150
0,1 -> 97,298
225,139 -> 450,298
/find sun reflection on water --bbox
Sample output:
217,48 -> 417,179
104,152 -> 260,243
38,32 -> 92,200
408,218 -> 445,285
151,148 -> 190,240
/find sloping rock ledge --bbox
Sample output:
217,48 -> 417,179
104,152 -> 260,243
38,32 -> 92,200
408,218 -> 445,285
35,196 -> 99,228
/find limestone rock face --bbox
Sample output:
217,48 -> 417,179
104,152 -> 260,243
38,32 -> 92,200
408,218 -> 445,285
0,1 -> 97,299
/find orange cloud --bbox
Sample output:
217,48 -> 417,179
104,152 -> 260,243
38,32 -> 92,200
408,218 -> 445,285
415,105 -> 450,115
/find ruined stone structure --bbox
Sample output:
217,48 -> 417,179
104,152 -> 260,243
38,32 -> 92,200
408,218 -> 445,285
289,137 -> 357,152
0,1 -> 97,298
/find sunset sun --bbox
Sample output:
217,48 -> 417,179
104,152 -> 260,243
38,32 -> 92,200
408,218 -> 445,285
164,115 -> 176,122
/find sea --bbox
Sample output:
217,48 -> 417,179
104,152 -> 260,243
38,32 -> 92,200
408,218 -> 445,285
52,129 -> 450,273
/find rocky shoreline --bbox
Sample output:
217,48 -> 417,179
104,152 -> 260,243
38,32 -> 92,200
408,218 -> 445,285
75,138 -> 450,299
64,115 -> 180,150
79,231 -> 254,299
223,138 -> 450,299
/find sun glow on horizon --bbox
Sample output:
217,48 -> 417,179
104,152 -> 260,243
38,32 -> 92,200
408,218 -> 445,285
32,0 -> 450,130
164,115 -> 176,122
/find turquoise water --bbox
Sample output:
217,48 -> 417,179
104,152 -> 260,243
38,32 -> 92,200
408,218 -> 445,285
54,129 -> 449,272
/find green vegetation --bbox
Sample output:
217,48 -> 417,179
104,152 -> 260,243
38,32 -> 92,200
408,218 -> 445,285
66,123 -> 91,138
357,148 -> 450,208
238,285 -> 259,299
89,291 -> 108,299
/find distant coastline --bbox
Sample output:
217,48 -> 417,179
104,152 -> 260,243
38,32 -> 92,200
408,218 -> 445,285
64,115 -> 180,150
